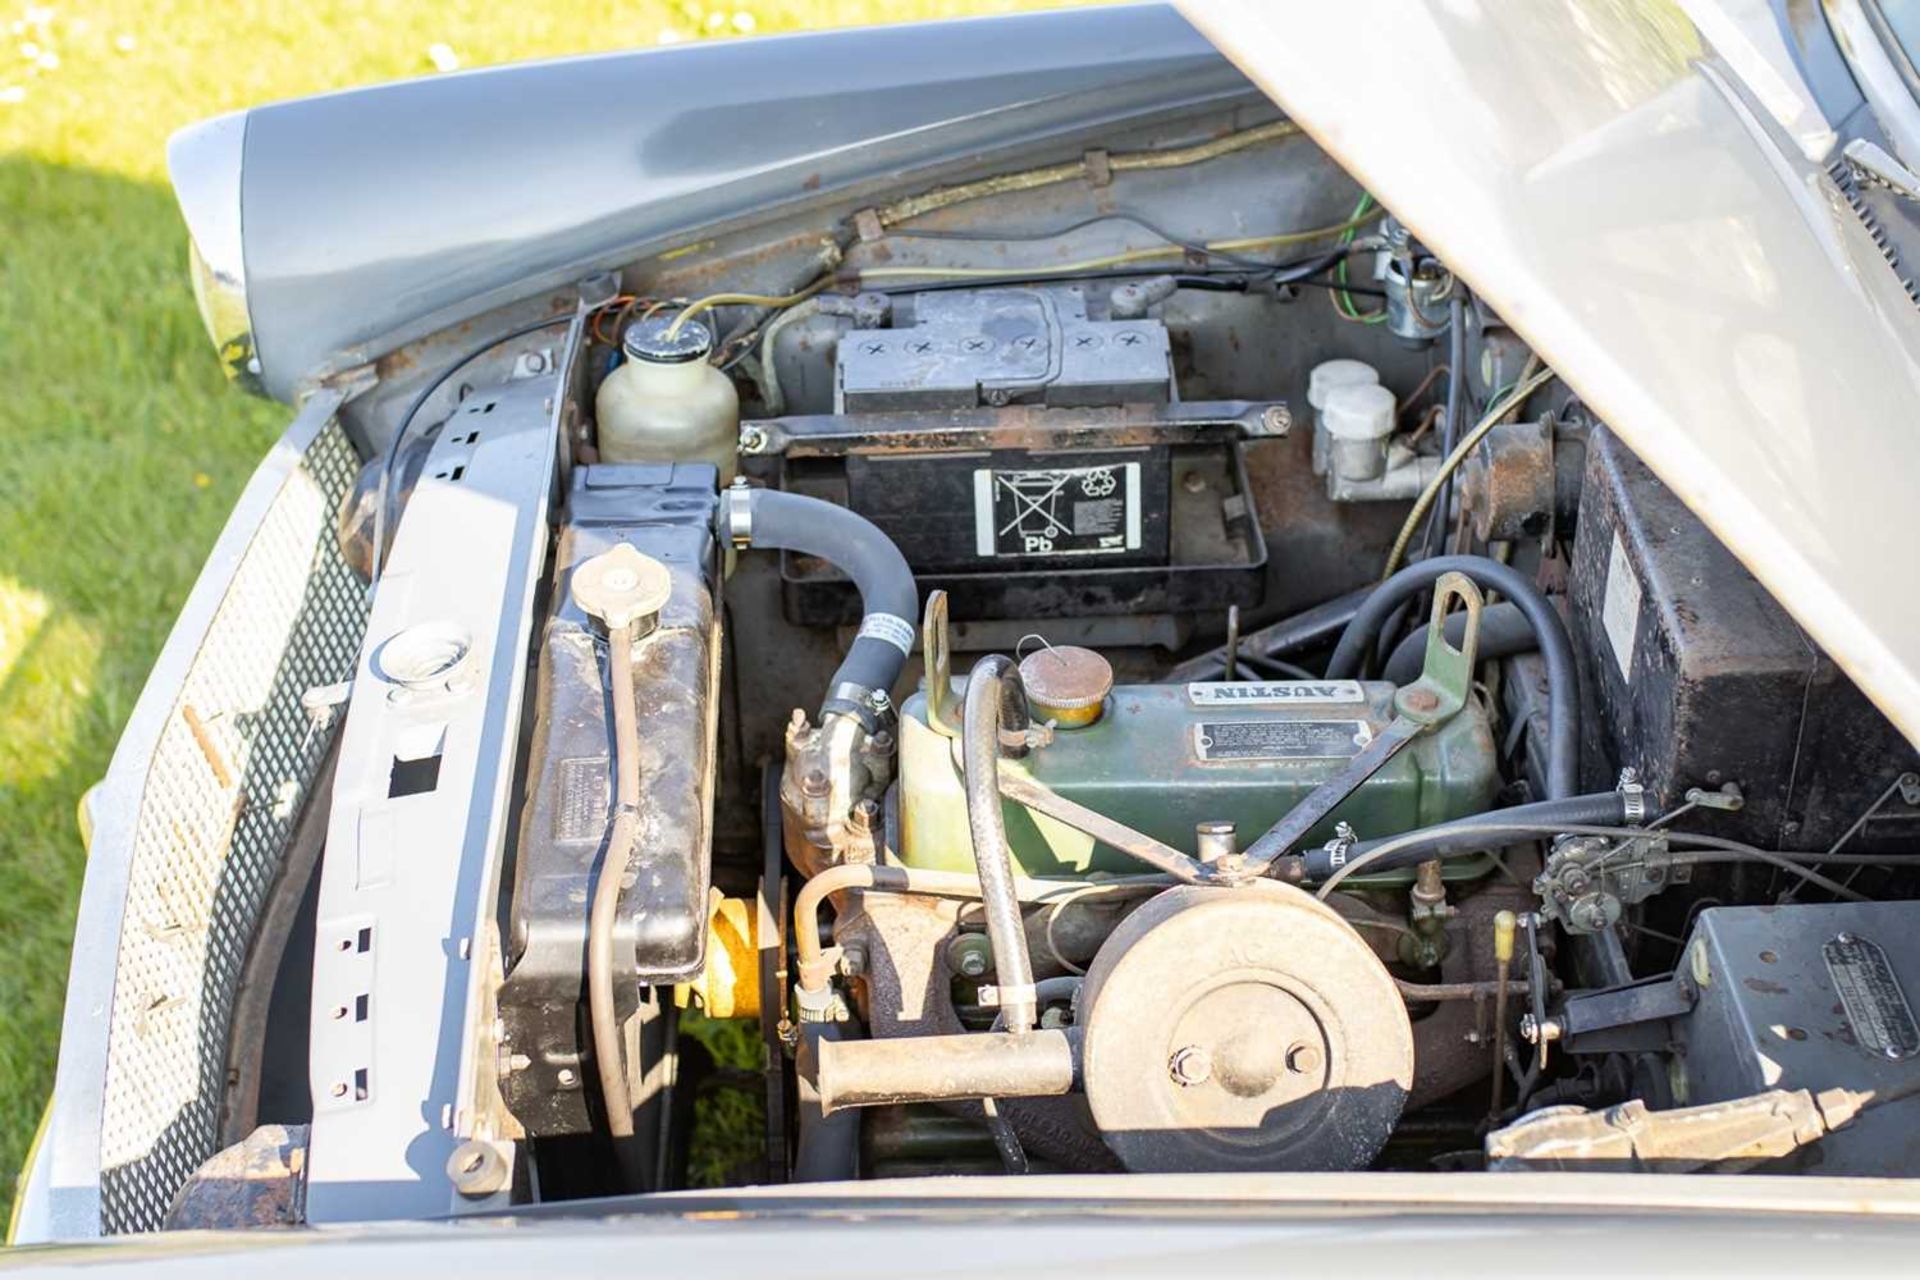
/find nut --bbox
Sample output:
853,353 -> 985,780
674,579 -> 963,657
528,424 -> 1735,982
447,1140 -> 510,1198
1168,1044 -> 1213,1087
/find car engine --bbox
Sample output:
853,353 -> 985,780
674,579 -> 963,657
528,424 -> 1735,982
272,116 -> 1920,1210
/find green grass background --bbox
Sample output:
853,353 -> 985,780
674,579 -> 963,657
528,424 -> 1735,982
0,0 -> 1083,1226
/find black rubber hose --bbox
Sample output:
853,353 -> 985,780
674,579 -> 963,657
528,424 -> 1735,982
1168,584 -> 1374,683
731,487 -> 917,723
587,620 -> 647,1189
1298,792 -> 1628,881
794,1022 -> 862,1182
1419,293 -> 1468,558
962,656 -> 1039,1034
1381,601 -> 1538,685
1326,555 -> 1578,800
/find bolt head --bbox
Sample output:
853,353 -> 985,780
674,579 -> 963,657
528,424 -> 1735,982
1285,1042 -> 1323,1075
1403,688 -> 1440,713
1168,1044 -> 1213,1087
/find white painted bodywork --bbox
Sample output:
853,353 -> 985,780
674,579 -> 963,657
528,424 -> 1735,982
1183,0 -> 1920,747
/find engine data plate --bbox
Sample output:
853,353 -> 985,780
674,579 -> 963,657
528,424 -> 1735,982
1193,719 -> 1372,762
1825,933 -> 1920,1060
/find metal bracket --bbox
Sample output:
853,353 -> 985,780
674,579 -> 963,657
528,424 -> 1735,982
1241,574 -> 1483,872
739,398 -> 1291,457
1523,970 -> 1699,1056
1396,571 -> 1480,725
921,590 -> 959,738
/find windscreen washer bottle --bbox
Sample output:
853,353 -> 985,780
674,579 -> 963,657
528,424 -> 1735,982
595,314 -> 740,483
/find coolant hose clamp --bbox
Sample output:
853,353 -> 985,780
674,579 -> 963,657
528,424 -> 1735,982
723,480 -> 753,549
1617,768 -> 1647,824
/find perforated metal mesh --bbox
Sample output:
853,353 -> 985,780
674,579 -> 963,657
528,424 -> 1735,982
98,422 -> 367,1233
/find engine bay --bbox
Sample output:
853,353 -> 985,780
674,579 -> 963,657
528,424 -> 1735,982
290,113 -> 1920,1210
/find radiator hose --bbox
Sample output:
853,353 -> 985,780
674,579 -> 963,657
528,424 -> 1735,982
1327,555 -> 1579,800
721,484 -> 917,725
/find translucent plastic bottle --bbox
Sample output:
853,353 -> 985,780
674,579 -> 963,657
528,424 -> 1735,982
595,315 -> 739,484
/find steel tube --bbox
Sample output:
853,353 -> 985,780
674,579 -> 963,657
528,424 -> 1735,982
809,1030 -> 1077,1114
963,656 -> 1040,1032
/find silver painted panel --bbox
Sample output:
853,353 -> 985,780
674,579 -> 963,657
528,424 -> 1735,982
13,1173 -> 1920,1275
228,4 -> 1253,399
167,110 -> 260,392
303,360 -> 560,1222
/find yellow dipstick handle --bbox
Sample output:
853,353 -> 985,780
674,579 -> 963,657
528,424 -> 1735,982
1494,910 -> 1516,964
1489,910 -> 1518,1121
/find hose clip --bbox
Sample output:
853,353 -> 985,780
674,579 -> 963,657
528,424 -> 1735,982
1617,767 -> 1647,824
721,477 -> 754,549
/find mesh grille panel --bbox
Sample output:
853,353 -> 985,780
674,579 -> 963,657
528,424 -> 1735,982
98,421 -> 367,1233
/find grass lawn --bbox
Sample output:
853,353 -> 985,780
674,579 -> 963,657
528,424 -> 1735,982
0,0 -> 1083,1227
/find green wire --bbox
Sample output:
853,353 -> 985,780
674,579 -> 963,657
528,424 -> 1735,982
1333,193 -> 1387,324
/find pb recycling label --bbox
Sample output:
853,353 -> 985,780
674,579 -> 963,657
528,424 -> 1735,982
972,462 -> 1141,558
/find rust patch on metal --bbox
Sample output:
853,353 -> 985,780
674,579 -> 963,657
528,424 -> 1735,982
1459,419 -> 1555,543
181,703 -> 234,790
163,1123 -> 308,1228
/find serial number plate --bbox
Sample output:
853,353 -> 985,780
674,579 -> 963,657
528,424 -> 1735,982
1824,933 -> 1920,1060
972,462 -> 1141,558
555,755 -> 610,843
1193,719 -> 1372,762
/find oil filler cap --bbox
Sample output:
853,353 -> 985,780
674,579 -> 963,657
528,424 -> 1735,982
1018,644 -> 1112,728
571,543 -> 672,632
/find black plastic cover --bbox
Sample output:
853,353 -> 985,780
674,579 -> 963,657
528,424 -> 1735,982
499,462 -> 720,1137
1570,429 -> 1917,849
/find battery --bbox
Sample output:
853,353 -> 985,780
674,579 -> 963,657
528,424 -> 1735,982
845,447 -> 1170,573
834,286 -> 1173,412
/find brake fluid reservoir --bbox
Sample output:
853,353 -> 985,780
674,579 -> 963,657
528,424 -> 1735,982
596,315 -> 739,483
1307,359 -> 1379,476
